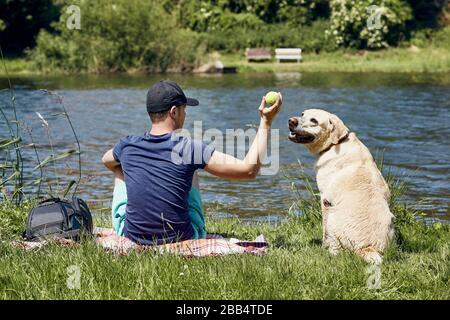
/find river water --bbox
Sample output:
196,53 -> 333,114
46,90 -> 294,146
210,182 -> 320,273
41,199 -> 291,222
1,72 -> 449,221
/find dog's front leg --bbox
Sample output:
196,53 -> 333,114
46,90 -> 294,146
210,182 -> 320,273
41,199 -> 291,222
320,196 -> 331,248
321,197 -> 331,248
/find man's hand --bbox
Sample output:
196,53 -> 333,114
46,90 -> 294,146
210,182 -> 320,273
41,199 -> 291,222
205,93 -> 282,180
260,92 -> 282,126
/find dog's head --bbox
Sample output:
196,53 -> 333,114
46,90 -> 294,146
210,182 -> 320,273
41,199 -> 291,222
288,109 -> 349,154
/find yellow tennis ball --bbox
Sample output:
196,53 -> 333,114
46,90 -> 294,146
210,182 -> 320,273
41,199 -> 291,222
265,91 -> 278,107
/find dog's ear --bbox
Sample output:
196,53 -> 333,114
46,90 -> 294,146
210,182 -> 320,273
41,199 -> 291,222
329,114 -> 349,144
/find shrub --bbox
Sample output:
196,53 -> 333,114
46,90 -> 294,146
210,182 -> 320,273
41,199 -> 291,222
271,19 -> 337,53
31,0 -> 204,73
278,0 -> 331,26
202,19 -> 336,53
327,0 -> 413,49
0,200 -> 33,240
175,0 -> 334,53
432,26 -> 450,49
409,25 -> 450,49
176,0 -> 330,28
0,0 -> 59,55
178,2 -> 265,32
408,28 -> 434,48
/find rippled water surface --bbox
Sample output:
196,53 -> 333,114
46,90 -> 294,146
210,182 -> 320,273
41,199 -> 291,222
1,73 -> 449,221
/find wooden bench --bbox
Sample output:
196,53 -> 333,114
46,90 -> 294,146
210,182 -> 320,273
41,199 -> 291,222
275,48 -> 302,63
245,48 -> 272,62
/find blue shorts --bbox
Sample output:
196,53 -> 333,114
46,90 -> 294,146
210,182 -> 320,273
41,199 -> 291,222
111,180 -> 206,239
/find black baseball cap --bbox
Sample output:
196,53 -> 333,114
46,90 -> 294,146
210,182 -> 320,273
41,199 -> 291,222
146,80 -> 199,113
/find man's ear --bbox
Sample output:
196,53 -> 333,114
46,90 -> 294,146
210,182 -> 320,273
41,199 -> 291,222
329,114 -> 349,144
169,106 -> 177,119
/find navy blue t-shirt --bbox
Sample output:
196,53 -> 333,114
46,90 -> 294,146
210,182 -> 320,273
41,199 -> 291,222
113,131 -> 215,245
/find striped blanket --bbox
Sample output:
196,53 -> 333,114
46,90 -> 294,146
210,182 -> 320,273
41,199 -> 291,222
11,227 -> 268,257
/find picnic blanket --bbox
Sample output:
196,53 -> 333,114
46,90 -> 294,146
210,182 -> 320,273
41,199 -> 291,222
11,227 -> 268,257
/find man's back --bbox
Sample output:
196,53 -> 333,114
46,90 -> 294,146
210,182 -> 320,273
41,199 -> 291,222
113,131 -> 214,245
102,80 -> 282,245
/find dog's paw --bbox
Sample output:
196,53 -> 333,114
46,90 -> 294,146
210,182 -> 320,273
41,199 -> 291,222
361,251 -> 383,265
327,247 -> 340,256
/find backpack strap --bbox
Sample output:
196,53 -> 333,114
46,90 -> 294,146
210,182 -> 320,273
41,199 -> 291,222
38,197 -> 61,205
71,196 -> 93,234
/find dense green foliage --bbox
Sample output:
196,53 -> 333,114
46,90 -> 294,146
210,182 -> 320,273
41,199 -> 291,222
31,0 -> 204,73
0,0 -> 448,72
327,0 -> 413,49
410,25 -> 450,49
407,0 -> 449,29
201,19 -> 336,53
0,0 -> 59,54
172,0 -> 334,52
173,0 -> 330,28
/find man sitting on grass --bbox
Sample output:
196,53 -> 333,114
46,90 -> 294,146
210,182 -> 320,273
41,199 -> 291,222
102,80 -> 281,245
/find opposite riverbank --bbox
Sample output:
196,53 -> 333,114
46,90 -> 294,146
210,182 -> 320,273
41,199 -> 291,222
2,47 -> 450,76
220,47 -> 450,74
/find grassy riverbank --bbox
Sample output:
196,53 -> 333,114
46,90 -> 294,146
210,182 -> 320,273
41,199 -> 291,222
0,57 -> 35,75
2,47 -> 450,76
220,47 -> 450,74
0,177 -> 448,300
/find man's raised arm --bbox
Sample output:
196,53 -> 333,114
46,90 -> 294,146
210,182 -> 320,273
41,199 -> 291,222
204,93 -> 282,180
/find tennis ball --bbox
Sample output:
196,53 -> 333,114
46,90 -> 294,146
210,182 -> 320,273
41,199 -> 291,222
265,91 -> 278,107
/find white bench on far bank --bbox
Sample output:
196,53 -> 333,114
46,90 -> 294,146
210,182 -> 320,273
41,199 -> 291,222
275,48 -> 302,63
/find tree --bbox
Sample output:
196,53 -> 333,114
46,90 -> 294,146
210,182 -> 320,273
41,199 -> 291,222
0,0 -> 59,54
31,0 -> 204,73
327,0 -> 413,49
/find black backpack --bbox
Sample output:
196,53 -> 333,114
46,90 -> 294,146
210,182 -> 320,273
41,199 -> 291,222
23,197 -> 93,241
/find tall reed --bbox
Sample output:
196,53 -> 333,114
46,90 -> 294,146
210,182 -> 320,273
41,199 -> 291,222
0,45 -> 23,204
0,51 -> 82,204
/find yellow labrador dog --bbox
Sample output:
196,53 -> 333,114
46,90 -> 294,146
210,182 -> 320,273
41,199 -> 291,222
288,109 -> 394,264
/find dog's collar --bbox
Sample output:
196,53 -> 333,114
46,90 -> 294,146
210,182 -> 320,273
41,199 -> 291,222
319,131 -> 350,156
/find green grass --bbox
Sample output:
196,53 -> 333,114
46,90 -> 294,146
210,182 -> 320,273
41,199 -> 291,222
0,176 -> 448,300
0,57 -> 35,75
2,47 -> 450,76
220,47 -> 450,74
